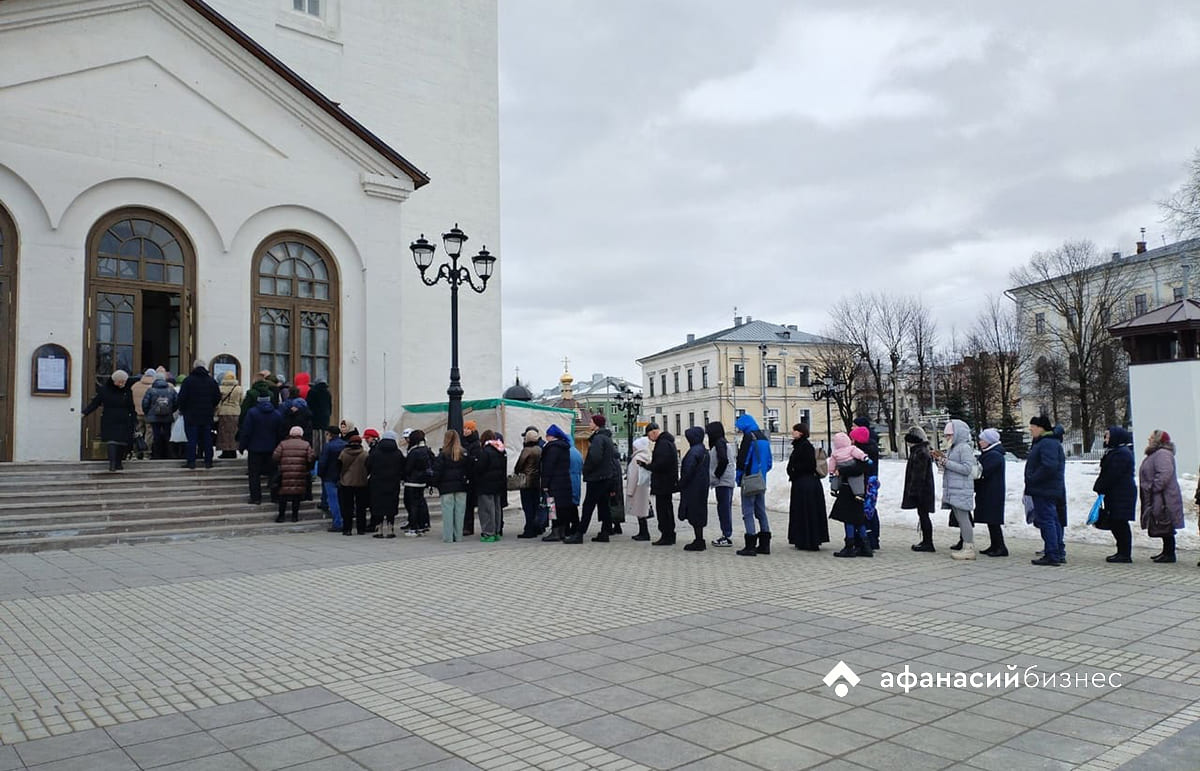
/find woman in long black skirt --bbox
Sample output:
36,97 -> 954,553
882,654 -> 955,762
787,424 -> 829,550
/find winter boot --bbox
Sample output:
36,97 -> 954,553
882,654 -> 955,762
683,539 -> 706,551
736,533 -> 759,557
591,523 -> 611,543
833,539 -> 858,558
912,519 -> 934,552
951,543 -> 976,560
950,537 -> 963,551
756,532 -> 772,555
856,536 -> 873,558
652,532 -> 677,546
541,521 -> 563,542
632,519 -> 651,541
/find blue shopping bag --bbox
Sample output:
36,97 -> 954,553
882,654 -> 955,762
1086,494 -> 1104,525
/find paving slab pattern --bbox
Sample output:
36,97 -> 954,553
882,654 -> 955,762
0,523 -> 1197,769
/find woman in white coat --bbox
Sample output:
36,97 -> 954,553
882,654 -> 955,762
626,436 -> 653,541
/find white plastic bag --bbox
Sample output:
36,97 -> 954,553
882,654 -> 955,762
170,414 -> 186,443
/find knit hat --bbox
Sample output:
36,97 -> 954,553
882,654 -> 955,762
546,424 -> 569,442
289,426 -> 303,437
464,420 -> 477,432
143,369 -> 157,378
853,416 -> 871,428
348,435 -> 363,444
591,414 -> 607,428
524,428 -> 540,442
1160,430 -> 1171,443
363,428 -> 380,440
980,428 -> 1001,446
382,430 -> 399,442
849,426 -> 870,444
222,371 -> 237,384
340,419 -> 356,432
1029,415 -> 1053,431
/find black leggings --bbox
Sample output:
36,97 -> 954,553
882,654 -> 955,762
1110,519 -> 1131,557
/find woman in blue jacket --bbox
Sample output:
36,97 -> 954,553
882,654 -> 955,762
1094,426 -> 1136,562
734,414 -> 773,556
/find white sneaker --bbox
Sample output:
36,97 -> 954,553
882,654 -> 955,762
951,544 -> 976,561
711,536 -> 733,547
404,529 -> 419,537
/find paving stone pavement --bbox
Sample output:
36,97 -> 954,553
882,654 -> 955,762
0,521 -> 1198,769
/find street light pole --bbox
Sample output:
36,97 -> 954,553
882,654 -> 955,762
810,372 -> 845,452
613,386 -> 642,458
409,225 -> 496,435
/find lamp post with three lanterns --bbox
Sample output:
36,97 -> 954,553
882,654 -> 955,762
809,373 -> 845,452
409,224 -> 496,435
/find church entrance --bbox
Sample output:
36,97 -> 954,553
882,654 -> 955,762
0,203 -> 16,462
82,210 -> 195,460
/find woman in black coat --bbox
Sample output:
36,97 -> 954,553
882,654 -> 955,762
901,426 -> 936,552
82,370 -> 137,472
540,426 -> 576,541
366,433 -> 406,538
1093,425 -> 1137,563
677,427 -> 710,552
975,428 -> 1008,557
786,424 -> 829,551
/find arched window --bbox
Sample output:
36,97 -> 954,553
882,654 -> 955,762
252,234 -> 338,389
95,216 -> 186,285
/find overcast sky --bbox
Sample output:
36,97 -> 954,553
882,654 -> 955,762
497,1 -> 1200,394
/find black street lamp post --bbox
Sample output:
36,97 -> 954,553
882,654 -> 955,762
613,386 -> 643,458
809,373 -> 845,452
409,224 -> 496,435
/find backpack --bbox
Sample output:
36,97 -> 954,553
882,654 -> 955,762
814,446 -> 828,478
149,393 -> 173,418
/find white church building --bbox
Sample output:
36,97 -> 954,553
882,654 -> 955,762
0,0 -> 501,460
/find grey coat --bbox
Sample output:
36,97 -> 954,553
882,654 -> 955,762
940,419 -> 976,511
1138,446 -> 1184,534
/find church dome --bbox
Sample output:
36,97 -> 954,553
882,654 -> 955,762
503,378 -> 533,401
560,370 -> 574,385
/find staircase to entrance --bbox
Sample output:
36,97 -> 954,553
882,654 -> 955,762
0,458 -> 327,552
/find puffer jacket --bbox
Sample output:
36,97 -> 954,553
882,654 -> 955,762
514,442 -> 542,489
82,378 -> 137,443
734,414 -> 772,486
141,378 -> 178,424
239,400 -> 283,453
540,438 -> 573,504
707,422 -> 735,488
272,437 -> 315,497
131,373 -> 155,417
432,450 -> 470,494
475,442 -> 508,496
678,426 -> 710,524
940,419 -> 976,511
217,379 -> 242,417
338,445 -> 369,487
1139,444 -> 1184,533
366,438 -> 405,510
1025,432 -> 1066,500
582,427 -> 619,482
403,444 -> 435,488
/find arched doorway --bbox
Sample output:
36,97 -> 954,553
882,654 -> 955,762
82,209 -> 196,459
251,233 -> 339,417
0,203 -> 17,461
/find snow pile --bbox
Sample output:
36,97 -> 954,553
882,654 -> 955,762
760,456 -> 1199,549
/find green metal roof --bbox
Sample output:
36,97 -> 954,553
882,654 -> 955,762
401,398 -> 578,416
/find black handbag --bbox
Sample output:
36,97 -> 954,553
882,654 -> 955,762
1092,507 -> 1114,531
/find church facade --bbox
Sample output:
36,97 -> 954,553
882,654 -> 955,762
0,0 -> 500,460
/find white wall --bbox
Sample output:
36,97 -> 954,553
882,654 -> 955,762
206,0 -> 503,406
1128,361 -> 1200,476
0,0 -> 429,459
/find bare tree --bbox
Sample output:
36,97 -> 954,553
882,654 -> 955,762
1009,240 -> 1136,451
972,295 -> 1031,425
812,341 -> 866,436
907,299 -> 938,415
1160,148 -> 1200,237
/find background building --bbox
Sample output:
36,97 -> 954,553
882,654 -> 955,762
0,0 -> 499,460
536,369 -> 640,451
637,316 -> 847,451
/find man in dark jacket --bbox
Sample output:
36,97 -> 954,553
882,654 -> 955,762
642,423 -> 678,546
1025,415 -> 1066,566
317,427 -> 347,531
307,379 -> 333,451
141,375 -> 178,460
576,415 -> 620,543
367,431 -> 406,538
239,396 -> 284,504
176,360 -> 222,469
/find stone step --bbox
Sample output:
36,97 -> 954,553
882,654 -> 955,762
0,479 -> 248,499
0,496 -> 266,522
0,505 -> 325,540
0,520 -> 335,553
0,463 -> 249,483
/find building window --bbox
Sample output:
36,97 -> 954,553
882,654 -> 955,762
701,365 -> 708,389
649,379 -> 655,397
252,234 -> 338,390
673,372 -> 680,393
1174,286 -> 1185,302
293,0 -> 321,15
766,408 -> 779,434
1034,312 -> 1046,334
675,414 -> 681,436
702,410 -> 709,426
686,369 -> 694,391
799,366 -> 810,387
1134,294 -> 1147,316
660,374 -> 666,395
766,364 -> 778,388
799,409 -> 811,428
688,412 -> 695,428
733,364 -> 745,387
